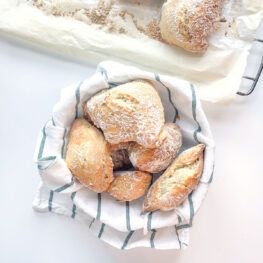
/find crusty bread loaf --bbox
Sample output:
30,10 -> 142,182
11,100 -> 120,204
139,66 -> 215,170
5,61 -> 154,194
107,171 -> 152,201
142,144 -> 205,214
129,123 -> 182,173
160,0 -> 225,53
84,80 -> 165,148
65,118 -> 113,193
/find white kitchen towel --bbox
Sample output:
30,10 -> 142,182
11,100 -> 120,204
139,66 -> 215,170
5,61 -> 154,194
33,61 -> 215,249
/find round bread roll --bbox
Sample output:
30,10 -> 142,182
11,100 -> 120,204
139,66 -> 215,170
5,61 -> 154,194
85,80 -> 165,148
108,142 -> 132,170
107,171 -> 152,201
159,0 -> 225,53
65,118 -> 113,193
128,123 -> 182,173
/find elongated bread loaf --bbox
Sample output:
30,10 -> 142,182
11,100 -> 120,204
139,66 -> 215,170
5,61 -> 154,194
65,118 -> 113,193
142,144 -> 205,214
129,123 -> 182,173
84,80 -> 165,148
160,0 -> 225,53
107,171 -> 152,201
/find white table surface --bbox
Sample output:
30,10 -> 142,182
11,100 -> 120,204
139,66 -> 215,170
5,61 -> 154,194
0,34 -> 263,263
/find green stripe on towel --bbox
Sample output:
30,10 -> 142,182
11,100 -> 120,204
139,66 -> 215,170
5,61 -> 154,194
89,218 -> 95,228
37,162 -> 53,170
190,83 -> 201,143
75,82 -> 82,119
208,164 -> 215,183
38,124 -> 47,160
175,225 -> 182,249
71,192 -> 77,219
54,177 -> 74,193
61,128 -> 67,158
150,229 -> 156,248
48,190 -> 54,212
147,212 -> 153,231
38,156 -> 56,161
125,201 -> 131,231
52,117 -> 56,126
98,67 -> 119,88
98,223 -> 105,238
176,192 -> 194,230
121,231 -> 135,250
96,193 -> 101,220
155,73 -> 178,123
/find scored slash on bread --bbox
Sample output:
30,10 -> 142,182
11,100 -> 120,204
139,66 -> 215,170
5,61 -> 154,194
141,144 -> 205,214
84,80 -> 165,148
107,171 -> 152,201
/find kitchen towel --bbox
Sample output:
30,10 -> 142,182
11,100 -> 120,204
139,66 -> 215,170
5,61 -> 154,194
33,61 -> 215,249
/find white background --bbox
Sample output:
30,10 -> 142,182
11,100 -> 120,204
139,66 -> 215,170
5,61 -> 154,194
0,33 -> 263,263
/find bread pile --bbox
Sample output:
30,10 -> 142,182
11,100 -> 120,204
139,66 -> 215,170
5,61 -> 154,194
65,80 -> 205,214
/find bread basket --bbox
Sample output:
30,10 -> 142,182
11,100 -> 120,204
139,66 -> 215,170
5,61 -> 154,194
33,61 -> 215,250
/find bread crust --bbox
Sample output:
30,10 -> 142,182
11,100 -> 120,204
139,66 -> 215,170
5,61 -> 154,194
85,80 -> 165,148
65,118 -> 113,193
142,144 -> 205,214
129,123 -> 182,173
160,0 -> 225,53
107,171 -> 152,201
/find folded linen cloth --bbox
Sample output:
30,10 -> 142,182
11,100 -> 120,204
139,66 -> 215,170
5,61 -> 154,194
33,61 -> 215,249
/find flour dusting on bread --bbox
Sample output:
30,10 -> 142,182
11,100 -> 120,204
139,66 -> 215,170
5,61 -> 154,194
85,80 -> 165,148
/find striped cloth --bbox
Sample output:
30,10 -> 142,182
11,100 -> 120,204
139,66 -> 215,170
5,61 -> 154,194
33,61 -> 215,250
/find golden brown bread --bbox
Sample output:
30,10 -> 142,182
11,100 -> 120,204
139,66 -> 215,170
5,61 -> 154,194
142,144 -> 205,214
84,80 -> 165,148
107,171 -> 152,201
160,0 -> 225,53
128,123 -> 182,173
108,142 -> 132,170
65,118 -> 113,193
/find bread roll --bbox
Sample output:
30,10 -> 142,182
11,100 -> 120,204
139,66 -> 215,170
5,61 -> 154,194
129,123 -> 182,173
108,171 -> 152,201
142,144 -> 205,214
65,118 -> 113,193
84,80 -> 165,148
160,0 -> 225,53
82,100 -> 93,124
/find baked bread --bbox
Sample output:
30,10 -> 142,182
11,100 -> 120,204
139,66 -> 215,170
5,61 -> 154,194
128,123 -> 182,173
159,0 -> 225,53
82,100 -> 93,124
84,80 -> 165,148
107,171 -> 152,201
65,118 -> 113,193
108,142 -> 132,170
142,144 -> 205,214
